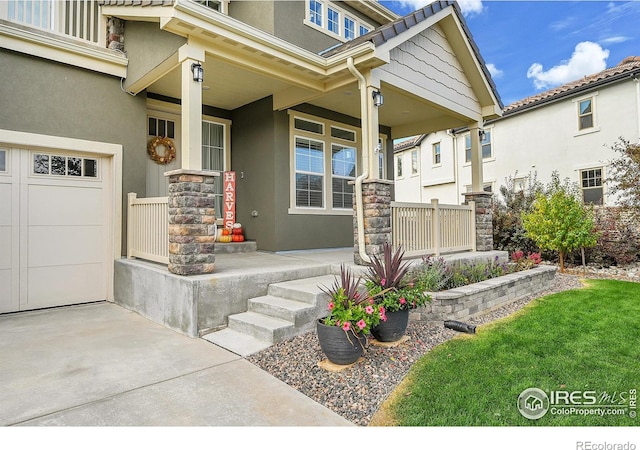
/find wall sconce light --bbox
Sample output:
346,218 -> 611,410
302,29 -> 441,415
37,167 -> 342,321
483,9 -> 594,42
191,63 -> 204,83
479,129 -> 486,140
372,90 -> 384,107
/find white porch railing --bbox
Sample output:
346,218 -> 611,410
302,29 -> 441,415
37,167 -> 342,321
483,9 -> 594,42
127,193 -> 169,264
1,0 -> 102,43
391,199 -> 476,257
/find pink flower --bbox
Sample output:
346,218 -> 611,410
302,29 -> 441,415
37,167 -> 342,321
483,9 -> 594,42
356,319 -> 366,330
365,305 -> 374,314
399,297 -> 407,305
381,278 -> 387,287
379,306 -> 385,313
354,292 -> 360,299
369,298 -> 375,305
380,313 -> 387,322
342,322 -> 351,331
328,302 -> 334,310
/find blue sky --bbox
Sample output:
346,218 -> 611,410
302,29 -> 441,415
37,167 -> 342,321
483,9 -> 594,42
380,1 -> 640,106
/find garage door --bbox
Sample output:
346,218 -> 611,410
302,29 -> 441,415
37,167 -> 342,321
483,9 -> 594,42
0,148 -> 110,313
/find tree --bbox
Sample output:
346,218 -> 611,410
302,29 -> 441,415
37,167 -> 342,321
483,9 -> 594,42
522,172 -> 599,272
606,137 -> 640,219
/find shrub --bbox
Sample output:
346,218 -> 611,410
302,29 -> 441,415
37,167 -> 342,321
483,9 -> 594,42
522,172 -> 599,272
493,172 -> 544,254
589,207 -> 640,266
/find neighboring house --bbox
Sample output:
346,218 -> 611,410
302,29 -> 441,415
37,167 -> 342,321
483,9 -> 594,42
0,0 -> 501,314
395,56 -> 640,206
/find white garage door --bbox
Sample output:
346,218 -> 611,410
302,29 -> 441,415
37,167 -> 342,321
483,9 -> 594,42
0,148 -> 111,313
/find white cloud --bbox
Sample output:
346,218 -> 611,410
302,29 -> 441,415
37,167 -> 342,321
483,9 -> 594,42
486,63 -> 503,79
526,42 -> 610,90
397,0 -> 484,16
600,36 -> 630,44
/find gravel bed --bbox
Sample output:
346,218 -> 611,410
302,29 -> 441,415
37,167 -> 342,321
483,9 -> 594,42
246,272 -> 593,426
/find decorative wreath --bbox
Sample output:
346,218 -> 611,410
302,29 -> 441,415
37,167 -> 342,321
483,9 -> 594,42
147,136 -> 176,164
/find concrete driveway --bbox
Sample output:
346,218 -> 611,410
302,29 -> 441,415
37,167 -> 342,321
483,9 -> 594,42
0,302 -> 352,426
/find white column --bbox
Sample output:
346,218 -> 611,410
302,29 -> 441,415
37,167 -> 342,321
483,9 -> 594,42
179,45 -> 205,170
366,79 -> 381,180
468,122 -> 483,192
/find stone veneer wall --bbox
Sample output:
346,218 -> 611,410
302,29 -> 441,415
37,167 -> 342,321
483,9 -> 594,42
353,180 -> 392,265
166,169 -> 218,275
410,265 -> 558,325
106,17 -> 124,51
463,191 -> 493,251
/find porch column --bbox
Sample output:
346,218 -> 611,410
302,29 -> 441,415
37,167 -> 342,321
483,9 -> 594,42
463,191 -> 493,251
468,122 -> 483,192
166,169 -> 219,275
179,45 -> 205,170
352,179 -> 392,265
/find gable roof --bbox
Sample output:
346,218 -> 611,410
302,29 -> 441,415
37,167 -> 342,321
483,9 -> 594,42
322,0 -> 503,109
393,135 -> 427,153
504,56 -> 640,115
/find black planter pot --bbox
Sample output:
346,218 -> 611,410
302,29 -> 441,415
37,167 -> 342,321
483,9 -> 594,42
371,309 -> 409,342
317,319 -> 365,365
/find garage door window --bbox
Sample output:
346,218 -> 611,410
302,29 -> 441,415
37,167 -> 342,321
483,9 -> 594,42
33,153 -> 98,179
0,149 -> 6,172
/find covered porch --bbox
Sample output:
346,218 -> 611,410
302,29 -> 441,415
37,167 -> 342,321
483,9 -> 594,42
108,0 -> 502,274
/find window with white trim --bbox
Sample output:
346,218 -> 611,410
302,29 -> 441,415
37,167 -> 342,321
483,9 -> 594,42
202,120 -> 227,216
32,153 -> 98,178
149,116 -> 176,139
464,131 -> 492,163
578,98 -> 594,130
327,7 -> 340,35
291,114 -> 360,213
344,16 -> 355,40
581,167 -> 603,205
411,150 -> 419,176
396,154 -> 403,178
433,142 -> 441,165
305,0 -> 373,41
309,0 -> 322,26
0,149 -> 6,172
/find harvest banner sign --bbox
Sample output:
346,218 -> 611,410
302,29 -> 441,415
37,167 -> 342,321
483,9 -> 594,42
223,171 -> 236,229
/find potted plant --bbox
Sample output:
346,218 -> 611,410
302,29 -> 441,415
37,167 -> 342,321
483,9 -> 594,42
317,265 -> 385,365
365,242 -> 431,342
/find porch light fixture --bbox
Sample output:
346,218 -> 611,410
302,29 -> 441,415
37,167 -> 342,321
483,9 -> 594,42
479,129 -> 486,140
372,90 -> 384,107
191,63 -> 204,83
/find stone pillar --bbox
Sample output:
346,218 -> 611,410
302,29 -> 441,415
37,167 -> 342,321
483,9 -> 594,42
106,17 -> 124,52
463,191 -> 494,251
353,179 -> 393,265
166,169 -> 219,275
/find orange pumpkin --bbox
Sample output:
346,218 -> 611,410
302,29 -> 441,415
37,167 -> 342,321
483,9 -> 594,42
232,234 -> 245,242
222,228 -> 232,236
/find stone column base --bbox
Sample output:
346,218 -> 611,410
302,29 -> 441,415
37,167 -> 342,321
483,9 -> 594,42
463,191 -> 493,252
353,179 -> 393,265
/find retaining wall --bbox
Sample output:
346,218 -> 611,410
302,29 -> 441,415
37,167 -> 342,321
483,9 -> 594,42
411,265 -> 558,325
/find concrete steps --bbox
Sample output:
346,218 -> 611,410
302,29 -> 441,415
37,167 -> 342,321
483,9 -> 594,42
202,274 -> 336,356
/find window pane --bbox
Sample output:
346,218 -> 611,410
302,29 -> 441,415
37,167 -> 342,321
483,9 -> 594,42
84,159 -> 97,177
332,178 -> 354,209
331,127 -> 355,141
295,138 -> 323,173
583,188 -> 603,205
294,118 -> 323,134
411,151 -> 418,174
296,174 -> 323,207
51,156 -> 66,175
580,99 -> 591,115
68,157 -> 82,176
396,156 -> 402,177
359,25 -> 369,36
0,150 -> 5,172
148,117 -> 156,136
167,121 -> 175,139
328,8 -> 339,34
580,115 -> 593,129
310,0 -> 322,26
344,17 -> 355,40
332,145 -> 356,177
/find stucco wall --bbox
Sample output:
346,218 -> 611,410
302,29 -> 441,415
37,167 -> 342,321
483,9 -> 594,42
395,78 -> 640,206
122,22 -> 186,91
0,49 -> 148,255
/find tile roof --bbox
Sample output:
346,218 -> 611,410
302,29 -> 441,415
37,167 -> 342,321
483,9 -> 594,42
504,56 -> 640,115
99,1 -> 172,6
393,135 -> 426,153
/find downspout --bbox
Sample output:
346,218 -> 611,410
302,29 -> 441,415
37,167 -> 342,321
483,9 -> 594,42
447,129 -> 459,202
347,57 -> 371,264
634,77 -> 640,142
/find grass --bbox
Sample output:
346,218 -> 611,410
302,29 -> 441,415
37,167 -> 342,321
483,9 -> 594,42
372,279 -> 640,426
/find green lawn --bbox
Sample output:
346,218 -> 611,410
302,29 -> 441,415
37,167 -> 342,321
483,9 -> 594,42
376,279 -> 640,426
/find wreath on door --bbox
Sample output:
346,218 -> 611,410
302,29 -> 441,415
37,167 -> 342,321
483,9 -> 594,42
147,136 -> 176,164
